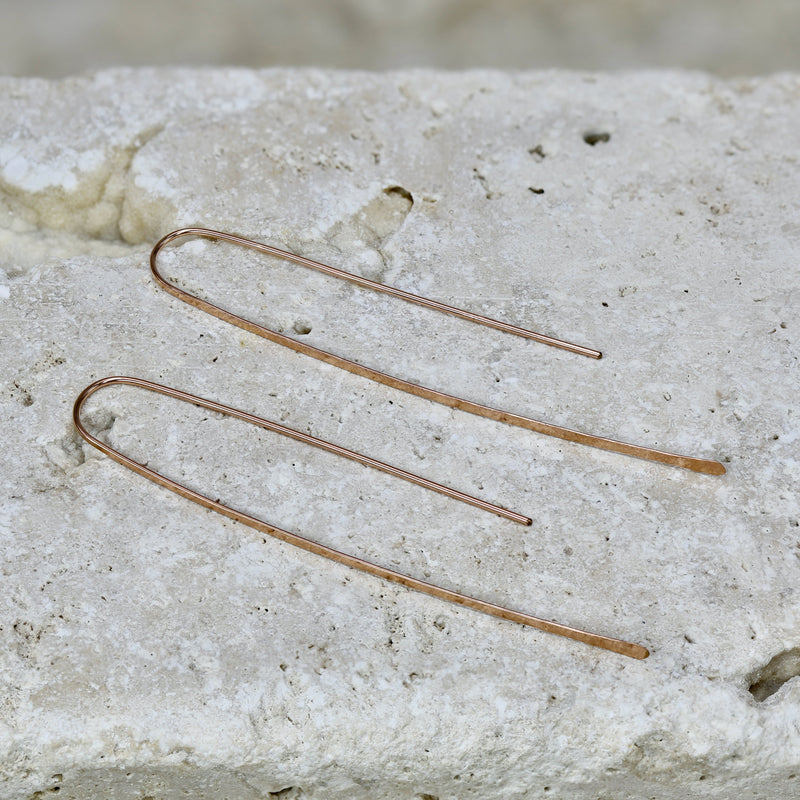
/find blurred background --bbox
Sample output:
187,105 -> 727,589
1,0 -> 799,77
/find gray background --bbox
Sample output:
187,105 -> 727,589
1,0 -> 799,77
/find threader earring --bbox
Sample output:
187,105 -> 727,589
150,228 -> 725,476
74,376 -> 649,659
72,226 -> 726,660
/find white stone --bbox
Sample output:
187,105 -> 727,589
0,68 -> 799,799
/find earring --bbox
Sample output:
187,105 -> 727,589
150,228 -> 724,476
74,375 -> 649,659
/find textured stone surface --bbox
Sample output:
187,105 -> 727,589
1,68 -> 799,799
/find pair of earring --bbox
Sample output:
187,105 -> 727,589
74,228 -> 725,659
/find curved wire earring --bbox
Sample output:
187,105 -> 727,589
150,228 -> 724,476
74,376 -> 649,659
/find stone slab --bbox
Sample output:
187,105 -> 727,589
1,68 -> 799,799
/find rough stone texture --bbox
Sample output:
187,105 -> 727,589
1,68 -> 799,799
2,0 -> 800,77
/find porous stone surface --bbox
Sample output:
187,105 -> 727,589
1,68 -> 799,799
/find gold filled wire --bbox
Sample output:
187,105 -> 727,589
150,228 -> 725,476
73,375 -> 649,659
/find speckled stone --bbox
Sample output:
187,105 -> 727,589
1,69 -> 799,800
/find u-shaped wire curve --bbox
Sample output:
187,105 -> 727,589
74,376 -> 649,659
74,376 -> 530,525
150,228 -> 725,476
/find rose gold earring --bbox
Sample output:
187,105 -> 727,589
74,375 -> 649,659
150,227 -> 724,476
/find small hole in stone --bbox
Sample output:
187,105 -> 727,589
583,131 -> 610,146
528,187 -> 545,195
383,185 -> 414,208
268,788 -> 297,798
293,321 -> 312,335
601,302 -> 609,307
748,647 -> 800,701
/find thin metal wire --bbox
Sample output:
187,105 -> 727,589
151,228 -> 725,476
75,376 -> 529,525
73,375 -> 649,660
